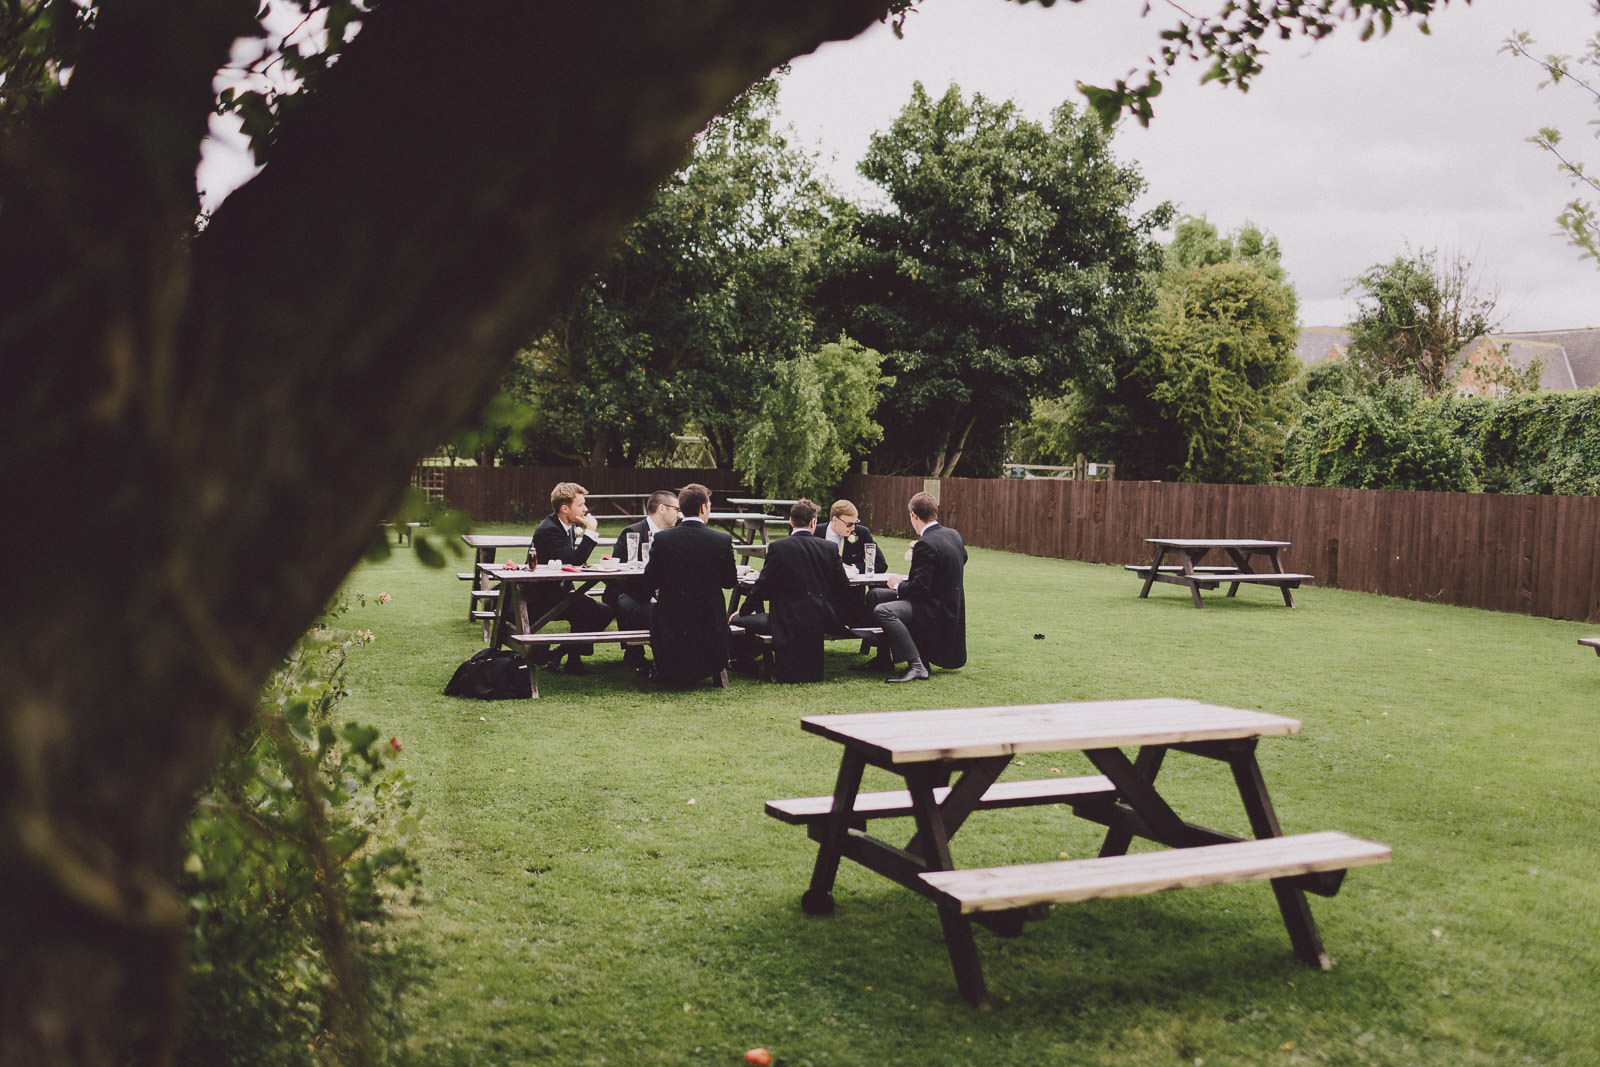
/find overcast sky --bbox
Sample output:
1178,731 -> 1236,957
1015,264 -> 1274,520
773,0 -> 1600,331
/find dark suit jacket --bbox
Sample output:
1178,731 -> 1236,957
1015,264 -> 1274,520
745,528 -> 855,682
895,522 -> 967,669
528,513 -> 600,617
829,523 -> 888,574
642,519 -> 736,684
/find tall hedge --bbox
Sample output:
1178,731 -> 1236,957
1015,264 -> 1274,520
1461,388 -> 1600,496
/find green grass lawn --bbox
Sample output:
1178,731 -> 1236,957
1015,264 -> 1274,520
338,524 -> 1600,1066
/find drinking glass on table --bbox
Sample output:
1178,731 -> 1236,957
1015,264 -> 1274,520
626,531 -> 640,563
863,543 -> 877,573
639,540 -> 651,567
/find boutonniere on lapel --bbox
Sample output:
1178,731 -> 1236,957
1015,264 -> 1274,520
846,532 -> 858,544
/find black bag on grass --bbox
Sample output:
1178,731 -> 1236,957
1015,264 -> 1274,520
444,648 -> 532,700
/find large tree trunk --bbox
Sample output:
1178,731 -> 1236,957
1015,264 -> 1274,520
0,2 -> 894,1062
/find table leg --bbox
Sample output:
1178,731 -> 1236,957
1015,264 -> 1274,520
1138,545 -> 1168,599
1266,548 -> 1295,607
802,749 -> 866,916
1225,742 -> 1330,968
1095,745 -> 1168,856
905,764 -> 992,1010
1178,549 -> 1208,608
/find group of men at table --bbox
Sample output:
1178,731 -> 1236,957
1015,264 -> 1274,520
525,480 -> 966,686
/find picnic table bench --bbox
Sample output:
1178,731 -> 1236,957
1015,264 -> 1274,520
1131,537 -> 1312,608
772,698 -> 1390,1007
1581,636 -> 1600,656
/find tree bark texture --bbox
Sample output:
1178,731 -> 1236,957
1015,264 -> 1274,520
0,2 -> 894,1062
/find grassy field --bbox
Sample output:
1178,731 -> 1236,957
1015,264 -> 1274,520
337,523 -> 1600,1066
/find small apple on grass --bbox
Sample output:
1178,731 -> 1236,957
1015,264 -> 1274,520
744,1049 -> 772,1066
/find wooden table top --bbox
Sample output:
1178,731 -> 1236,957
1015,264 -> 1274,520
1146,538 -> 1290,550
462,533 -> 534,548
800,698 -> 1301,764
481,561 -> 638,580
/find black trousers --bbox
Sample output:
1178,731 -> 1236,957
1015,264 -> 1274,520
545,592 -> 615,657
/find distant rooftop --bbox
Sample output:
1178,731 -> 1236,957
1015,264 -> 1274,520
1295,325 -> 1600,391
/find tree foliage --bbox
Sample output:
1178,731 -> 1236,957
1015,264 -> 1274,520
1344,246 -> 1499,397
732,336 -> 892,500
514,78 -> 840,467
821,82 -> 1169,478
1281,376 -> 1482,491
1068,260 -> 1299,482
1457,387 -> 1600,495
1502,22 -> 1600,268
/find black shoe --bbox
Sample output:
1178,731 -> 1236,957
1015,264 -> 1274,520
851,657 -> 895,673
728,658 -> 762,677
562,656 -> 591,676
885,663 -> 929,684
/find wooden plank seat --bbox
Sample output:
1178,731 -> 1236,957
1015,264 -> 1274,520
510,629 -> 651,649
1581,636 -> 1600,656
766,775 -> 1114,826
509,630 -> 728,689
1188,572 -> 1313,588
740,626 -> 884,647
922,831 -> 1390,913
1122,564 -> 1241,575
923,830 -> 1390,911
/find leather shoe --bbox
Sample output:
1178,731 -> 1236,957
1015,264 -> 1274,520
885,663 -> 929,684
562,656 -> 591,676
851,657 -> 894,673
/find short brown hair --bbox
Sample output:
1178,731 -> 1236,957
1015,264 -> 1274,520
828,500 -> 859,521
789,498 -> 819,527
908,491 -> 938,523
551,481 -> 588,511
677,482 -> 711,517
646,490 -> 679,516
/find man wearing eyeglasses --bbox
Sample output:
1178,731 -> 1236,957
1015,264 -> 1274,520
819,499 -> 888,576
604,490 -> 680,675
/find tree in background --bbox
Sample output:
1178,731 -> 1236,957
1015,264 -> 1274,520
820,83 -> 1170,478
1502,21 -> 1600,269
513,78 -> 839,467
1344,247 -> 1500,397
1076,261 -> 1299,481
1165,214 -> 1299,310
733,336 -> 893,499
1018,216 -> 1298,483
0,0 -> 1486,1059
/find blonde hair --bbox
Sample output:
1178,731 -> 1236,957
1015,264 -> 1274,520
829,500 -> 860,521
550,482 -> 588,510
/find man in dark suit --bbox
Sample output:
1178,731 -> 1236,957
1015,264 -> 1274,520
603,489 -> 680,673
729,498 -> 856,683
820,499 -> 888,577
528,481 -> 616,674
640,483 -> 737,687
870,491 -> 967,684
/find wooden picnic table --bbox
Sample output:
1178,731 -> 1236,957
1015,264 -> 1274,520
1129,537 -> 1312,608
769,698 -> 1389,1007
727,565 -> 896,617
724,496 -> 799,516
460,533 -> 614,622
707,510 -> 788,563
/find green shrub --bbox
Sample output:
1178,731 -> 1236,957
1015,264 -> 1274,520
1280,376 -> 1480,491
1464,387 -> 1600,495
177,593 -> 422,1067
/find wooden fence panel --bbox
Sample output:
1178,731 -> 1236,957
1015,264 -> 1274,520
413,467 -> 1600,622
836,473 -> 1600,623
